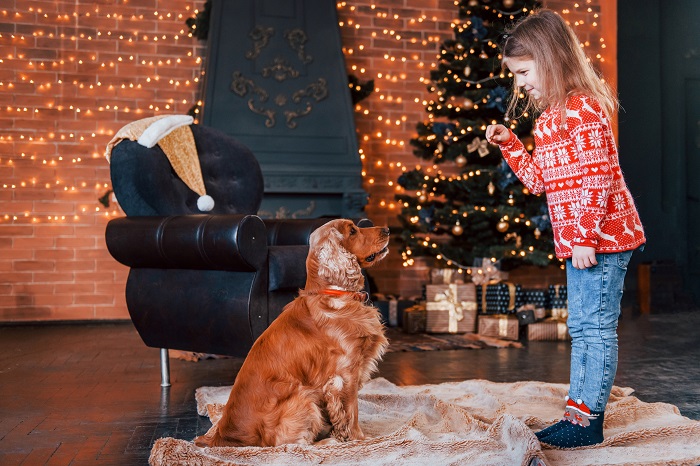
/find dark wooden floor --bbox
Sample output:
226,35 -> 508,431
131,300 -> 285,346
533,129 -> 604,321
1,309 -> 699,465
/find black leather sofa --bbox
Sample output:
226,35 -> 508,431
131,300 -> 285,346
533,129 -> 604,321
105,124 -> 368,385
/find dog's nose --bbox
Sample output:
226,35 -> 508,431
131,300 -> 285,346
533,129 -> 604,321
381,227 -> 390,237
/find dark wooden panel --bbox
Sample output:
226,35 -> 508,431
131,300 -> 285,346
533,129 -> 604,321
685,80 -> 700,283
202,0 -> 366,219
618,0 -> 700,304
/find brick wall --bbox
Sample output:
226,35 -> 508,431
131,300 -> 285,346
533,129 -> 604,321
0,0 -> 612,321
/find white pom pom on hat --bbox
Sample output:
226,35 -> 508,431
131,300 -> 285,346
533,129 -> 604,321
197,195 -> 215,212
135,115 -> 216,212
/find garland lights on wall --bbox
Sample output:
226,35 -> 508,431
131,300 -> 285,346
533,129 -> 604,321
0,1 -> 607,225
0,3 -> 203,224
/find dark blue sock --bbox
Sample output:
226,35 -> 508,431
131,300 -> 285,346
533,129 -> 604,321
536,396 -> 579,441
535,420 -> 568,440
541,411 -> 605,448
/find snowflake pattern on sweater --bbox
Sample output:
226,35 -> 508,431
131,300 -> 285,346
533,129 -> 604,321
497,95 -> 645,259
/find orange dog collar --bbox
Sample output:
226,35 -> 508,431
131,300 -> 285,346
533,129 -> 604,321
315,289 -> 370,303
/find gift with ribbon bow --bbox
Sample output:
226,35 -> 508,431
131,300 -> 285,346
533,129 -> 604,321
469,258 -> 506,286
466,136 -> 491,157
425,283 -> 477,334
476,282 -> 524,314
548,284 -> 568,319
526,318 -> 571,341
402,303 -> 427,334
477,314 -> 520,341
373,294 -> 418,327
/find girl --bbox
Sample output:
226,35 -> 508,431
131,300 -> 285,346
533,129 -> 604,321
486,9 -> 646,448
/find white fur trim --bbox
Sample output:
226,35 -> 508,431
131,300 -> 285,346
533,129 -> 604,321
197,195 -> 215,212
137,115 -> 194,148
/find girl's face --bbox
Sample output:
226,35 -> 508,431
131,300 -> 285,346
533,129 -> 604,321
506,57 -> 541,100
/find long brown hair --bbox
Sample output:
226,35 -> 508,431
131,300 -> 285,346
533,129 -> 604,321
501,9 -> 618,123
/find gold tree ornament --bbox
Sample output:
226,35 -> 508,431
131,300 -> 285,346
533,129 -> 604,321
452,221 -> 464,236
488,181 -> 495,195
497,221 -> 509,233
455,155 -> 467,167
534,228 -> 541,239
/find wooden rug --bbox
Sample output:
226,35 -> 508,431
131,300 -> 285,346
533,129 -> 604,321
150,378 -> 700,466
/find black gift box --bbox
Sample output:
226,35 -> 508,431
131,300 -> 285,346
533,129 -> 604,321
402,304 -> 427,334
476,283 -> 524,314
548,284 -> 567,308
522,288 -> 549,309
374,298 -> 415,327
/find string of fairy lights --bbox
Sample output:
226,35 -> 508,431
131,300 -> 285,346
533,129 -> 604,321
0,3 -> 203,224
0,1 -> 608,227
337,0 -> 610,217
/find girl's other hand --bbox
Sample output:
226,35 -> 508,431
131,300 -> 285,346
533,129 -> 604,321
485,124 -> 511,144
571,245 -> 598,269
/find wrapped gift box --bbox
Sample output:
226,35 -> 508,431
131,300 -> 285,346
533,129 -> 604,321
476,283 -> 524,314
527,318 -> 571,341
477,314 -> 520,341
402,304 -> 427,334
430,268 -> 469,284
518,288 -> 550,322
426,301 -> 477,334
374,298 -> 415,327
425,283 -> 476,303
522,288 -> 549,311
548,284 -> 567,315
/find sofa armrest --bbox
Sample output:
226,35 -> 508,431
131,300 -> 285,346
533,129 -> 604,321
106,214 -> 267,271
263,217 -> 374,246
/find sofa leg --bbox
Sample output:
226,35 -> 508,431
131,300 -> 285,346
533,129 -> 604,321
160,348 -> 171,387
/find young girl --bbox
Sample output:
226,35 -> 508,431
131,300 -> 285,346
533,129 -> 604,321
486,9 -> 646,448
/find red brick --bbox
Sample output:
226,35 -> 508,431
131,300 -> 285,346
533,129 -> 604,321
13,259 -> 55,271
33,272 -> 75,283
54,260 -> 95,272
73,293 -> 113,305
34,248 -> 76,260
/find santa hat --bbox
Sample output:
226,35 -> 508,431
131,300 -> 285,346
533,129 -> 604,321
105,115 -> 214,211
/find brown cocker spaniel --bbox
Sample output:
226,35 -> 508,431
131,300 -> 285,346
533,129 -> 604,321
194,219 -> 390,447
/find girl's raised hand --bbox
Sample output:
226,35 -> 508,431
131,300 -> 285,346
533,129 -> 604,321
486,124 -> 511,144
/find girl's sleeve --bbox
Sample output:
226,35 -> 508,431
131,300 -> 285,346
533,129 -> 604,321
568,96 -> 615,248
497,131 -> 545,195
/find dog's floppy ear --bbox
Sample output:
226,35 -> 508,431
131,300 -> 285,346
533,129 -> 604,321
311,223 -> 364,289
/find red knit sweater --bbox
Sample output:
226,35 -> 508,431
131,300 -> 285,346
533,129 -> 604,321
497,94 -> 646,259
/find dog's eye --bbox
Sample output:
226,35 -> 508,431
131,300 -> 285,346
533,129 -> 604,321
349,227 -> 357,235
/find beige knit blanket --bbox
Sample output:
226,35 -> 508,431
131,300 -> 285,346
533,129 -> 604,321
150,378 -> 700,466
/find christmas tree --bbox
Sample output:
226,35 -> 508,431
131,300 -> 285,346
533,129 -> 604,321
396,0 -> 555,271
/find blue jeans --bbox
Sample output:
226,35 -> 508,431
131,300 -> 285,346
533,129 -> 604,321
566,250 -> 634,412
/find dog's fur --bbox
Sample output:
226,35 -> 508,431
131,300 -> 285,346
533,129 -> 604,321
194,219 -> 390,447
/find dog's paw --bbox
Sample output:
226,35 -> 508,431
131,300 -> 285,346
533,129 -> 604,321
315,437 -> 341,446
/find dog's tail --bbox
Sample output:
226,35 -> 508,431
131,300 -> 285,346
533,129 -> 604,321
193,429 -> 220,448
194,421 -> 248,447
